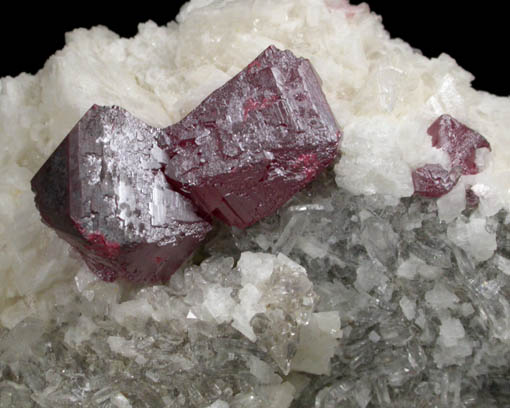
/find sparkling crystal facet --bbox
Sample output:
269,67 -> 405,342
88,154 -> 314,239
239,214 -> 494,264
158,45 -> 341,229
427,114 -> 491,175
412,164 -> 461,198
412,115 -> 490,198
31,105 -> 212,283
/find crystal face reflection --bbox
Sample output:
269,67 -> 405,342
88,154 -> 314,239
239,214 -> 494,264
31,46 -> 341,283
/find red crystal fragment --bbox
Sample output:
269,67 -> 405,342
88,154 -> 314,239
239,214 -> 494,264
158,46 -> 341,229
31,106 -> 212,283
427,114 -> 491,175
413,115 -> 490,198
412,164 -> 460,198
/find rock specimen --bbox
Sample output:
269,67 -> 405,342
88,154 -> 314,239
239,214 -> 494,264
31,46 -> 341,282
4,0 -> 510,407
31,105 -> 212,283
158,45 -> 341,229
412,114 -> 491,198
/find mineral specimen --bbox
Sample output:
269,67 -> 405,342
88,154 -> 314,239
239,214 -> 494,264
31,45 -> 340,282
411,163 -> 461,198
158,45 -> 341,229
4,0 -> 510,407
31,105 -> 212,283
412,114 -> 491,198
427,114 -> 491,175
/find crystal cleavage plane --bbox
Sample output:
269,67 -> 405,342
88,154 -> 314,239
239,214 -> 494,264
31,46 -> 342,283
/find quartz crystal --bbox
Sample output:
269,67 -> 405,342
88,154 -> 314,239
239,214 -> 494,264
31,105 -> 212,283
158,45 -> 341,229
412,115 -> 491,198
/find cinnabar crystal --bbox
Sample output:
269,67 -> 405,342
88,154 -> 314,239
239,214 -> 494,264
31,46 -> 341,283
427,114 -> 491,175
412,115 -> 490,198
158,46 -> 341,229
31,106 -> 212,283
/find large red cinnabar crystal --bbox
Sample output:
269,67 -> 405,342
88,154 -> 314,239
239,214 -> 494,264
31,46 -> 341,283
159,46 -> 341,229
31,106 -> 212,283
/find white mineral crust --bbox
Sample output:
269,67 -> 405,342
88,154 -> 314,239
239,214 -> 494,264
1,0 -> 510,407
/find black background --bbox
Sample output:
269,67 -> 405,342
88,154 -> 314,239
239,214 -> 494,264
1,1 -> 507,96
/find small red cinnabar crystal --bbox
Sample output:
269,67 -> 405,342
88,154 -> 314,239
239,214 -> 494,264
31,46 -> 341,283
412,115 -> 490,199
31,106 -> 212,283
158,45 -> 341,229
412,164 -> 460,198
427,114 -> 491,175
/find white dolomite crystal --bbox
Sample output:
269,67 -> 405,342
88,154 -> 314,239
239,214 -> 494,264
1,0 -> 510,407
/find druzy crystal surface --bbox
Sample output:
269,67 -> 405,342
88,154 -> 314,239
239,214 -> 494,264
412,114 -> 491,198
31,105 -> 212,283
158,45 -> 341,229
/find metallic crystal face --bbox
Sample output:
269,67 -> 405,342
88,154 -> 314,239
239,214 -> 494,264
31,46 -> 341,282
31,106 -> 212,283
158,45 -> 341,229
412,114 -> 490,198
428,114 -> 491,175
412,163 -> 461,198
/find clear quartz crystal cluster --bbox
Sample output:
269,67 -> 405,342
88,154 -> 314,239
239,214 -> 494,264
2,0 -> 510,407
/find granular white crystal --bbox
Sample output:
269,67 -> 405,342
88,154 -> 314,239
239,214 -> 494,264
291,312 -> 341,375
63,315 -> 97,346
438,317 -> 465,348
399,296 -> 416,320
206,400 -> 229,408
368,330 -> 381,343
201,284 -> 236,324
248,356 -> 282,385
447,216 -> 497,262
396,255 -> 442,281
425,283 -> 460,310
261,382 -> 295,408
107,336 -> 149,365
111,393 -> 133,408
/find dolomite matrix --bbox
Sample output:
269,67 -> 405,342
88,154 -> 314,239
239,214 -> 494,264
2,0 -> 510,407
30,46 -> 340,283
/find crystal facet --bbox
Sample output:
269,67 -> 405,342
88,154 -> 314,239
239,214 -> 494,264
158,45 -> 341,229
31,46 -> 340,282
412,164 -> 461,198
31,105 -> 212,283
412,115 -> 490,198
427,114 -> 491,175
